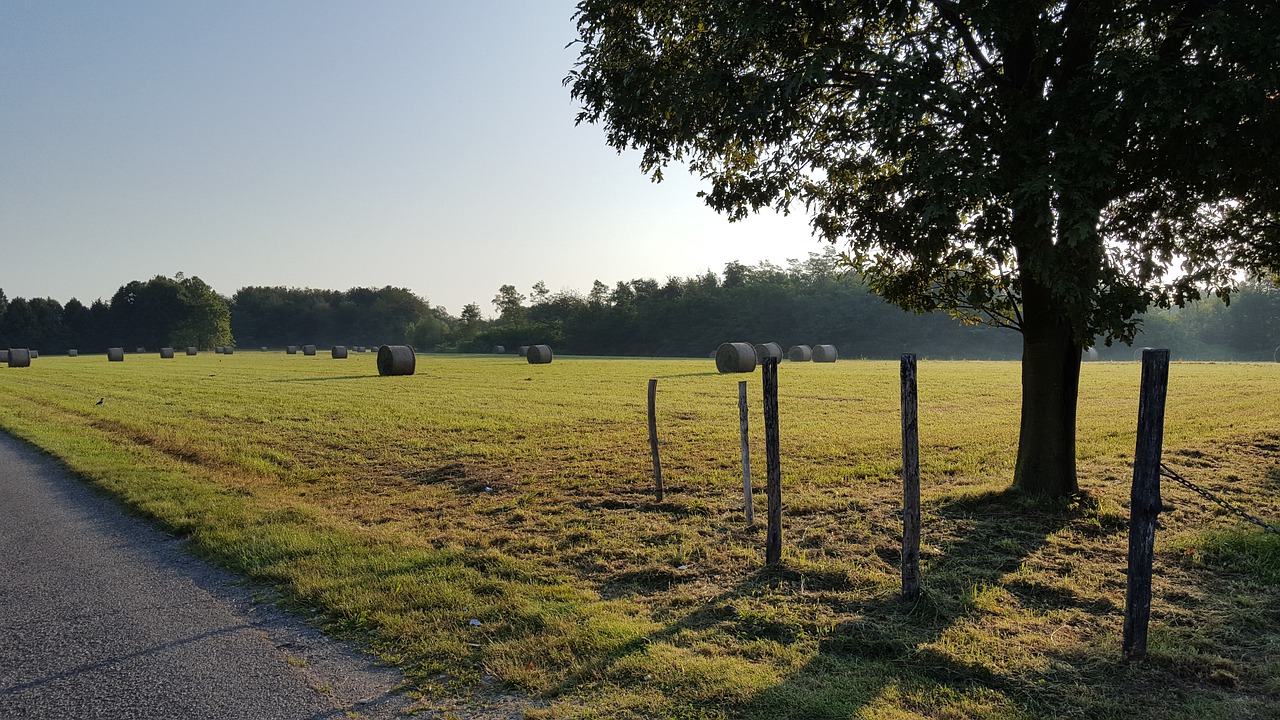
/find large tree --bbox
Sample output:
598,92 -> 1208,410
568,0 -> 1280,496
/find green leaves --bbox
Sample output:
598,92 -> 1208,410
569,0 -> 1280,345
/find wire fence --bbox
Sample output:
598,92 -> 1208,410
1159,462 -> 1280,535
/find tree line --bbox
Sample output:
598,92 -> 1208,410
3,254 -> 1276,361
0,274 -> 232,353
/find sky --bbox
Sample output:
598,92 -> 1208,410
0,1 -> 824,317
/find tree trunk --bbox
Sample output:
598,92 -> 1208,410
1013,284 -> 1082,497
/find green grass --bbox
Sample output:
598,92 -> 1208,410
2,352 -> 1278,719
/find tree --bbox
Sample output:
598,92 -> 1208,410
459,303 -> 484,341
492,284 -> 528,322
172,276 -> 233,349
569,0 -> 1280,496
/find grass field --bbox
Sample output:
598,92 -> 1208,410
1,351 -> 1278,719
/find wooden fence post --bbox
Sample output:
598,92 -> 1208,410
901,354 -> 921,601
1123,348 -> 1170,661
648,378 -> 664,502
739,380 -> 755,525
762,357 -> 782,565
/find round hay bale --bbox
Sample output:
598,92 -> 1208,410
377,345 -> 416,376
214,346 -> 224,354
526,345 -> 554,364
29,350 -> 37,358
286,345 -> 297,354
787,345 -> 813,362
754,342 -> 783,362
332,345 -> 348,359
135,347 -> 146,354
68,349 -> 78,357
223,347 -> 234,355
0,350 -> 8,364
813,344 -> 839,363
6,349 -> 30,367
160,347 -> 175,359
186,347 -> 198,355
303,344 -> 317,356
107,347 -> 125,362
492,345 -> 506,354
716,342 -> 757,373
517,345 -> 530,357
260,346 -> 268,352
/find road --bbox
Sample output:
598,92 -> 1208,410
0,432 -> 412,719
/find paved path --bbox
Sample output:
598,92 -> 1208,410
0,433 -> 412,719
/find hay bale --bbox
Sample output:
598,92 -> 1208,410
107,347 -> 125,362
261,346 -> 268,352
160,347 -> 175,359
377,345 -> 416,376
813,344 -> 838,363
286,345 -> 297,354
303,344 -> 317,356
214,346 -> 224,354
30,350 -> 38,358
526,345 -> 554,364
332,345 -> 348,359
716,342 -> 757,373
6,349 -> 30,367
135,347 -> 145,354
517,345 -> 530,357
492,345 -> 506,354
224,347 -> 234,355
186,347 -> 198,355
754,342 -> 783,361
788,345 -> 813,362
68,349 -> 78,357
0,350 -> 7,363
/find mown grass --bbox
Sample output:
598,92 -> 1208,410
1,352 -> 1278,719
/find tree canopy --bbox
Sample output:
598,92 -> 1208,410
569,0 -> 1280,496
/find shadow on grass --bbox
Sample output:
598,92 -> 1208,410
551,489 -> 1102,718
739,489 -> 1079,719
652,372 -> 725,380
268,375 -> 372,383
743,494 -> 1280,719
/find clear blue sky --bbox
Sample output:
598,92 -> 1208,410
1,1 -> 821,316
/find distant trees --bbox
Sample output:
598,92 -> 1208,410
1,268 -> 1273,359
0,275 -> 231,352
464,250 -> 1023,357
228,286 -> 429,348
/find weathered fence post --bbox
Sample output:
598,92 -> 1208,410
1123,348 -> 1170,661
648,378 -> 664,502
762,357 -> 783,564
738,380 -> 755,525
901,354 -> 921,601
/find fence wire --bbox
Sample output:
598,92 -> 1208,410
1159,463 -> 1280,535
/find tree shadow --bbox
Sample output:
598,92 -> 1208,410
546,489 -> 1084,717
652,371 -> 726,379
735,488 -> 1081,718
268,375 -> 372,383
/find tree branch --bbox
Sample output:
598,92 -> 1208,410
929,0 -> 997,82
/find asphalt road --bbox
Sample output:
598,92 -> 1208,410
0,432 -> 412,719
